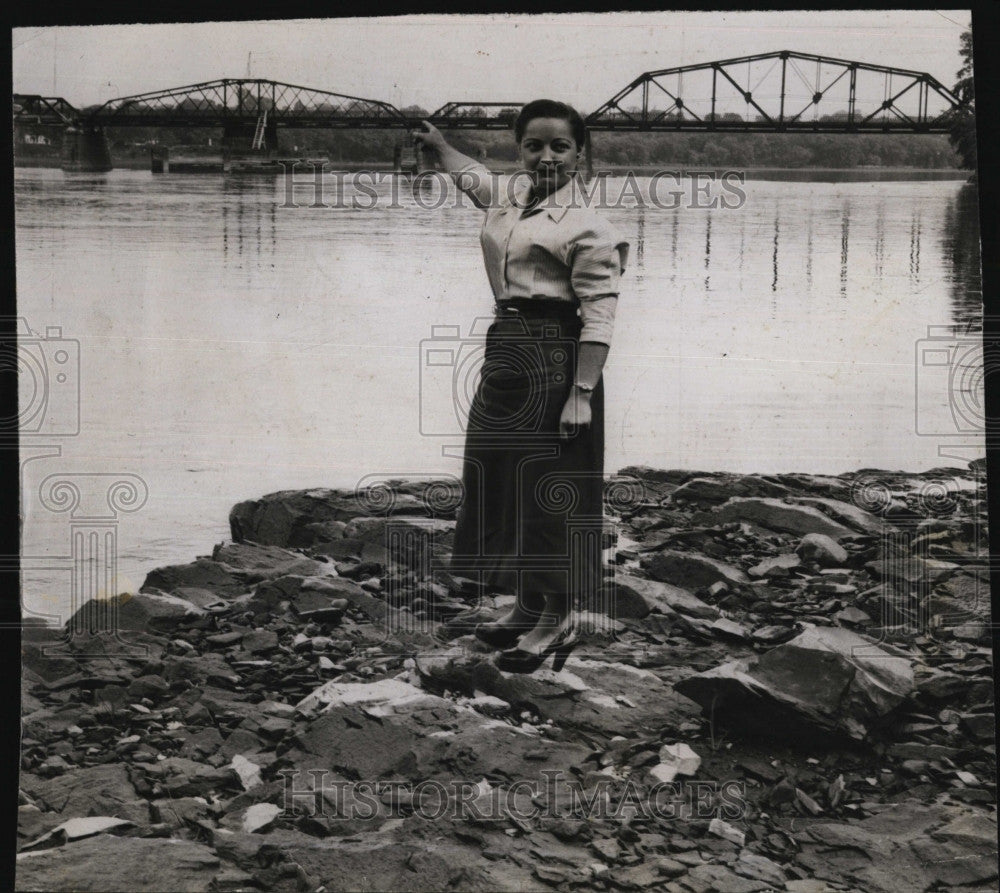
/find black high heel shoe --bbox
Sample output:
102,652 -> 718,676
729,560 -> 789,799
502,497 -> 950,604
474,622 -> 524,649
494,624 -> 579,674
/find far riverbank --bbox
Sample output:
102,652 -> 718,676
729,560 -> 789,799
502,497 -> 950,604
14,155 -> 972,181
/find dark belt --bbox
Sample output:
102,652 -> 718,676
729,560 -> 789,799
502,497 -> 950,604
495,298 -> 579,319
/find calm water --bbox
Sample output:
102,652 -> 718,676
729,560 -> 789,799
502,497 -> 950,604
15,167 -> 983,621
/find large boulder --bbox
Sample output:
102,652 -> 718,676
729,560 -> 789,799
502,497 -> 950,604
210,541 -> 323,581
613,573 -> 720,620
141,558 -> 245,598
795,532 -> 849,567
693,497 -> 856,539
229,482 -> 460,549
64,591 -> 205,636
336,516 -> 455,570
640,549 -> 750,591
20,764 -> 139,818
229,488 -> 385,548
788,495 -> 886,536
674,624 -> 914,742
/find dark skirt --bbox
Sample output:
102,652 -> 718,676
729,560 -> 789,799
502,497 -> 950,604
449,302 -> 605,605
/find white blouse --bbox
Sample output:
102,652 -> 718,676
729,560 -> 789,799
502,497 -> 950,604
451,162 -> 629,346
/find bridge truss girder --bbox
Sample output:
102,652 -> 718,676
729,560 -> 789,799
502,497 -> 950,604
12,94 -> 79,126
89,78 -> 407,127
585,50 -> 966,132
11,52 -> 968,135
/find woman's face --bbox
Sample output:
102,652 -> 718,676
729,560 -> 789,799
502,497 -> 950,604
518,117 -> 579,197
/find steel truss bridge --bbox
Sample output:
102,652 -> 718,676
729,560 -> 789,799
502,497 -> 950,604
14,51 -> 966,134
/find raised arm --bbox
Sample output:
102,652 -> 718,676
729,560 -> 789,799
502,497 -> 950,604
412,120 -> 494,209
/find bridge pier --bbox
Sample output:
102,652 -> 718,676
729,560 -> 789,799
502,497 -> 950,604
583,131 -> 594,181
60,125 -> 112,173
394,141 -> 419,175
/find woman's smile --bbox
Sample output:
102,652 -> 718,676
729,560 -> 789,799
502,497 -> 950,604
519,116 -> 579,197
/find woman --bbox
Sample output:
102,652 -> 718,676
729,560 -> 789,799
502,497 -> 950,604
414,100 -> 628,673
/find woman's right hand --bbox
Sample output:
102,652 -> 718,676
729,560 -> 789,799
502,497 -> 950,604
412,120 -> 447,156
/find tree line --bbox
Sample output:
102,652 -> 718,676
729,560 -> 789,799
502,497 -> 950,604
96,121 -> 960,169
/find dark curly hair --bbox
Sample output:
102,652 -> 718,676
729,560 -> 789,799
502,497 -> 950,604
514,99 -> 587,149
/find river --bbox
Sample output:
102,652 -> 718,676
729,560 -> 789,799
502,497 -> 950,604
14,166 -> 983,622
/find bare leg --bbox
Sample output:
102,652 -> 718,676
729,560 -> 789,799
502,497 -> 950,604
488,590 -> 545,631
512,592 -> 573,653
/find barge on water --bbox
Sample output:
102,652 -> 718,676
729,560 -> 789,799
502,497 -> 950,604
151,146 -> 329,174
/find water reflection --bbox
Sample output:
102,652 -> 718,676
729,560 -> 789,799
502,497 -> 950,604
221,183 -> 278,273
910,209 -> 922,281
840,201 -> 850,298
805,208 -> 813,291
669,208 -> 679,285
704,210 -> 712,293
771,215 -> 779,294
941,183 -> 983,334
874,198 -> 885,280
738,211 -> 746,293
634,204 -> 645,270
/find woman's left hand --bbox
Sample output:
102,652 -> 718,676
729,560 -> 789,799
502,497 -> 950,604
559,392 -> 592,440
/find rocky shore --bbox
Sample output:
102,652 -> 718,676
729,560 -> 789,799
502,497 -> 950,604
18,462 -> 997,892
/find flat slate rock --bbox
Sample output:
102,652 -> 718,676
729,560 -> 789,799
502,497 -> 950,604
16,834 -> 225,892
692,497 -> 856,540
211,541 -> 324,580
229,485 -> 457,549
20,764 -> 139,818
65,591 -> 206,635
640,550 -> 750,590
614,573 -> 721,620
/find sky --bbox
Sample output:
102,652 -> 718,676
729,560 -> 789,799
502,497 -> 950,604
12,11 -> 972,113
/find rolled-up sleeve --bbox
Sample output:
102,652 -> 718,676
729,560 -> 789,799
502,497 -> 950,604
569,222 -> 629,345
450,161 -> 495,209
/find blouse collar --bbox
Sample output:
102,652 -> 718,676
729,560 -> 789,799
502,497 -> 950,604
504,172 -> 584,223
